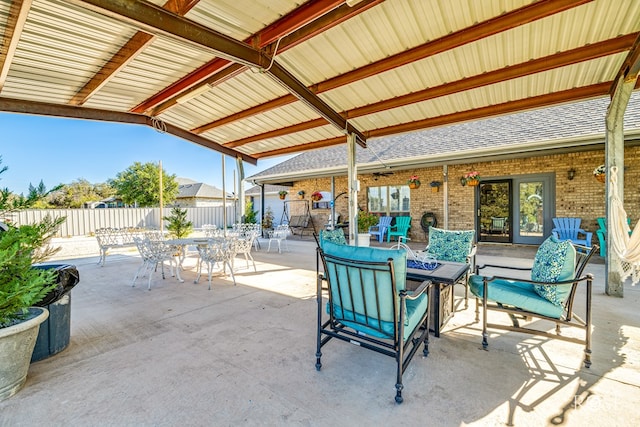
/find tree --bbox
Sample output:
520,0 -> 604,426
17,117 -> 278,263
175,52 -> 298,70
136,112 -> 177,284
163,206 -> 193,239
243,201 -> 257,224
48,179 -> 115,208
109,162 -> 178,207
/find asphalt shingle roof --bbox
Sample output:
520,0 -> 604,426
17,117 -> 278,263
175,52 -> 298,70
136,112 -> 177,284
248,93 -> 640,181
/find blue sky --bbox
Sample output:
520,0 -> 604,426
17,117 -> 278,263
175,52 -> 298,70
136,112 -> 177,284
1,113 -> 291,195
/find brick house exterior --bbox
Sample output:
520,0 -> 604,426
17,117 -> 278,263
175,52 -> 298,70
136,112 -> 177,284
248,95 -> 640,245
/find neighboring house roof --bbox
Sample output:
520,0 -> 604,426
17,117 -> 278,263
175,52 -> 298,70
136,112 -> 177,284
248,93 -> 640,184
245,184 -> 291,196
176,180 -> 232,199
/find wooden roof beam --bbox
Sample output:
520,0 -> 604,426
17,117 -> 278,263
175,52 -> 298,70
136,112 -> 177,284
132,0 -> 357,115
0,0 -> 32,92
224,34 -> 635,149
68,0 -> 200,106
192,0 -> 592,134
74,0 -> 366,146
0,97 -> 256,164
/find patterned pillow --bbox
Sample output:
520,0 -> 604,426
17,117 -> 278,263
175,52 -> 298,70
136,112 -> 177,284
319,229 -> 347,247
426,227 -> 475,263
531,236 -> 576,305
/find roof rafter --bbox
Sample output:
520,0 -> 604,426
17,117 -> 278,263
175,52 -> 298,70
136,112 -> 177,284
0,97 -> 257,164
253,81 -> 631,159
73,0 -> 366,146
610,32 -> 640,96
193,0 -> 592,135
0,0 -> 32,92
68,0 -> 200,106
224,33 -> 636,149
136,0 -> 384,116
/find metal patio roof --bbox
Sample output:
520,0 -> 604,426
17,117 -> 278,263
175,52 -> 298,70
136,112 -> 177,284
1,0 -> 640,167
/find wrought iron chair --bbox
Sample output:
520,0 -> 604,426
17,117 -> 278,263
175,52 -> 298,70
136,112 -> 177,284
132,237 -> 179,290
195,238 -> 236,289
316,241 -> 431,403
267,224 -> 290,253
369,215 -> 392,242
230,234 -> 257,272
469,237 -> 597,368
386,216 -> 412,242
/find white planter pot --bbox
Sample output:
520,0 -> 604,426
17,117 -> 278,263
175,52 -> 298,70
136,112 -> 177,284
350,233 -> 371,247
0,307 -> 49,401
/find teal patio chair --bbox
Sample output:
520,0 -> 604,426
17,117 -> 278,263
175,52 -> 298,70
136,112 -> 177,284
387,216 -> 412,242
596,217 -> 631,257
369,215 -> 393,242
316,241 -> 431,404
551,217 -> 592,248
469,236 -> 597,368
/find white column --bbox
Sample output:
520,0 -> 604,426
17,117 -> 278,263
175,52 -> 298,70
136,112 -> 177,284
347,133 -> 358,244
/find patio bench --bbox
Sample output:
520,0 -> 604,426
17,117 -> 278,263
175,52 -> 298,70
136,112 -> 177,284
95,227 -> 163,266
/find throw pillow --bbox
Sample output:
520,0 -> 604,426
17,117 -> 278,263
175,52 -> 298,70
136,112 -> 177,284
426,227 -> 475,262
531,236 -> 576,305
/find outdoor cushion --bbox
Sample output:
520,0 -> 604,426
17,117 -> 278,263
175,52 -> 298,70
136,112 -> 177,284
531,236 -> 576,305
468,275 -> 564,319
319,229 -> 347,247
321,241 -> 426,338
426,227 -> 475,263
331,295 -> 429,340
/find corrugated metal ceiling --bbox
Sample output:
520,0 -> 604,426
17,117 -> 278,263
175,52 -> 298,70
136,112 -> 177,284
1,0 -> 639,166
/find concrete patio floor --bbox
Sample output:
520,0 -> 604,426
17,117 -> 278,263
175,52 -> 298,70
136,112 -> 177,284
1,236 -> 638,426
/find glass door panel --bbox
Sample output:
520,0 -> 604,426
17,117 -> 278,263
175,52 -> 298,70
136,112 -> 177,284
513,175 -> 553,245
478,181 -> 511,243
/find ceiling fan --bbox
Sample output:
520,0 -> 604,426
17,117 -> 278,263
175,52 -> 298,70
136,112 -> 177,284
372,171 -> 394,178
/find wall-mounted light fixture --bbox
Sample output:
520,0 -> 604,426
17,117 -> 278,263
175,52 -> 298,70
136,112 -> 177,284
567,168 -> 576,180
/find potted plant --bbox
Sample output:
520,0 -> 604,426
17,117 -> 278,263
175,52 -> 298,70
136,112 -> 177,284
593,165 -> 606,183
278,190 -> 288,200
163,206 -> 193,239
311,191 -> 323,202
355,210 -> 379,247
461,171 -> 480,186
0,159 -> 64,401
297,190 -> 305,199
262,206 -> 274,235
407,175 -> 421,189
429,181 -> 442,193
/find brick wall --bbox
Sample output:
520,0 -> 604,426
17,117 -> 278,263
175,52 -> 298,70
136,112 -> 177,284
289,147 -> 640,242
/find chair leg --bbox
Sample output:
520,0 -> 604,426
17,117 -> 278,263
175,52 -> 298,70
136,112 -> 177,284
482,281 -> 489,350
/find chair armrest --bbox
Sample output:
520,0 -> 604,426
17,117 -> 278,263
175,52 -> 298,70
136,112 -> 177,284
475,264 -> 532,274
401,280 -> 431,300
482,274 -> 590,288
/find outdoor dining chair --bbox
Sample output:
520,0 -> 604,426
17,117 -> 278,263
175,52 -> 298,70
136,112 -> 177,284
132,237 -> 179,290
195,239 -> 236,289
267,224 -> 290,253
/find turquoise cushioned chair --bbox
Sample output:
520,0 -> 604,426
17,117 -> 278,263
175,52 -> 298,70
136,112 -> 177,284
386,216 -> 412,242
469,236 -> 597,368
316,241 -> 431,404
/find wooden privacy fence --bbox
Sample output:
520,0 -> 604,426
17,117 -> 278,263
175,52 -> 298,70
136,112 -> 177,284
8,206 -> 237,237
